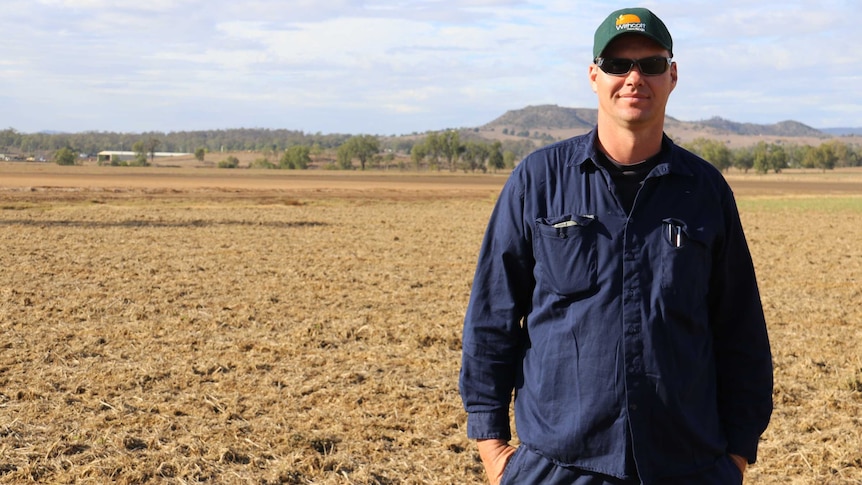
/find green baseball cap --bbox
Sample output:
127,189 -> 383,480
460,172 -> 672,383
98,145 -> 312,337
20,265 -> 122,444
593,7 -> 673,60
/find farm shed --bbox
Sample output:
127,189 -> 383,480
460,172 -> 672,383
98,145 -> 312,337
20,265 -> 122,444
97,151 -> 191,163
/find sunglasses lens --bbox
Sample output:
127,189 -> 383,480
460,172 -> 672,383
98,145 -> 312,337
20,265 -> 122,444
602,58 -> 635,75
639,57 -> 669,75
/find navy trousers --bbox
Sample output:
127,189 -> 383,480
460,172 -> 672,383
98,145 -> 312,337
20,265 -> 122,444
500,446 -> 744,485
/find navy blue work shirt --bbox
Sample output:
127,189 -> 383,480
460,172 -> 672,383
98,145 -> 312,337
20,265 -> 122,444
459,130 -> 773,483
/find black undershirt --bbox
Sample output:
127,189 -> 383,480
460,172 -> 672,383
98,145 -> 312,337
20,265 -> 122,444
596,152 -> 661,215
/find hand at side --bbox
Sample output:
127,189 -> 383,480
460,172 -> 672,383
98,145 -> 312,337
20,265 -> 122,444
477,439 -> 517,485
729,453 -> 748,477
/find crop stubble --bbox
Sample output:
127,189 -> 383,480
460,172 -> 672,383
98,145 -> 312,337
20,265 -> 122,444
0,168 -> 860,484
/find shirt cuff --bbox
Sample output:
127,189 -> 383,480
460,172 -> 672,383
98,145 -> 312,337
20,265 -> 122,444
726,432 -> 761,464
466,411 -> 511,441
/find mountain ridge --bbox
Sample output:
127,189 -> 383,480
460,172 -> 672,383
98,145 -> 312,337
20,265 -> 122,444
481,104 -> 829,138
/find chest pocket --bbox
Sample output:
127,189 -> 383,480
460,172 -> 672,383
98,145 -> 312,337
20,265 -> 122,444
534,214 -> 598,297
661,217 -> 713,313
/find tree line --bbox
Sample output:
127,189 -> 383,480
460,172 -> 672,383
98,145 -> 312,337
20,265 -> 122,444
1,126 -> 539,171
328,134 -> 861,173
0,127 -> 352,156
240,131 -> 527,172
331,131 -> 534,172
682,138 -> 861,173
3,126 -> 860,173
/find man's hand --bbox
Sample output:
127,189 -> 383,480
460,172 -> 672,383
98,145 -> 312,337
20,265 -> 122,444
477,439 -> 517,485
729,453 -> 747,477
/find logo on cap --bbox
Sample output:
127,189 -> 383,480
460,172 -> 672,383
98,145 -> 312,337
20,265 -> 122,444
615,13 -> 646,32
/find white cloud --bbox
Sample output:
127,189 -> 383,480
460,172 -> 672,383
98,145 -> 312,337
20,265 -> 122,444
1,0 -> 860,133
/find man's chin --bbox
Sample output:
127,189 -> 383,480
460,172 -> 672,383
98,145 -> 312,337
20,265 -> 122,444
617,110 -> 654,125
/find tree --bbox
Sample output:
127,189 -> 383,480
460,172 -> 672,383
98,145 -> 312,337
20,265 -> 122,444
733,146 -> 754,173
803,143 -> 838,172
461,141 -> 489,172
131,141 -> 149,166
281,145 -> 311,169
337,135 -> 379,170
503,150 -> 518,169
489,141 -> 505,172
752,142 -> 770,174
423,132 -> 443,170
53,147 -> 77,166
820,140 -> 858,167
685,138 -> 732,172
767,144 -> 787,173
410,143 -> 427,171
144,137 -> 161,164
249,158 -> 276,169
852,145 -> 862,167
218,156 -> 239,168
0,128 -> 20,148
439,130 -> 463,171
336,145 -> 353,170
194,147 -> 206,162
783,144 -> 806,169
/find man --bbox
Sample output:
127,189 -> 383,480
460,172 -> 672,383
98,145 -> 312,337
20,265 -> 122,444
459,7 -> 773,485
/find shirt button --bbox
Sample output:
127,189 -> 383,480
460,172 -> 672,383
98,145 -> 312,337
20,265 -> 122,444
629,404 -> 638,411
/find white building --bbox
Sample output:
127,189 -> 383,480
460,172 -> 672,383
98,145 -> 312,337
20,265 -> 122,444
97,151 -> 192,164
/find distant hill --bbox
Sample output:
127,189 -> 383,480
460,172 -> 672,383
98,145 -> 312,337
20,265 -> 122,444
820,127 -> 862,136
483,105 -> 597,131
481,105 -> 830,139
688,117 -> 825,137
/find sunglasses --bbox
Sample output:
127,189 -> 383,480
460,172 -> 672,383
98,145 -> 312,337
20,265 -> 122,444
595,56 -> 672,76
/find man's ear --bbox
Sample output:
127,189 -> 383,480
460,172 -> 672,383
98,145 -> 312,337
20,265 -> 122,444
669,62 -> 678,90
589,64 -> 599,93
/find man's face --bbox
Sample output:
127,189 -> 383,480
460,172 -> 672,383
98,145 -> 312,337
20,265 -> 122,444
589,34 -> 677,129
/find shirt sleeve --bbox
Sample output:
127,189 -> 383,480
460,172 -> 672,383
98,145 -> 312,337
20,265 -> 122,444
459,169 -> 534,440
709,191 -> 774,463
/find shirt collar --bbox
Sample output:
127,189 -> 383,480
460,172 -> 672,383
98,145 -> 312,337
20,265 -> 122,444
575,128 -> 694,177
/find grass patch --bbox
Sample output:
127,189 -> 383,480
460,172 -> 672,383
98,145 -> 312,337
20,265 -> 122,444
738,195 -> 862,213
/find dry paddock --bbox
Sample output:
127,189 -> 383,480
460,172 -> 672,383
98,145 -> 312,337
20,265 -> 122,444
0,164 -> 860,484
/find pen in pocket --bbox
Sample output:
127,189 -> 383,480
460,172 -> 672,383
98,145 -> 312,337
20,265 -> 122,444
665,221 -> 683,248
551,214 -> 595,228
553,220 -> 580,228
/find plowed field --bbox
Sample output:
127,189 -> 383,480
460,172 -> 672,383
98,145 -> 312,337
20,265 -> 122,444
1,164 -> 860,484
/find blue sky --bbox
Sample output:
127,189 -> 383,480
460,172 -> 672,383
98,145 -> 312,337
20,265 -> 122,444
1,0 -> 859,135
